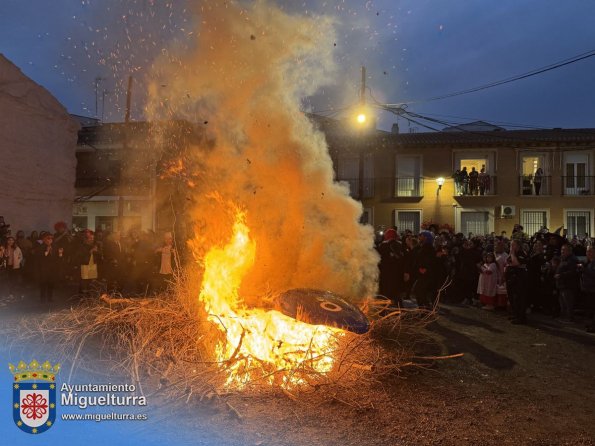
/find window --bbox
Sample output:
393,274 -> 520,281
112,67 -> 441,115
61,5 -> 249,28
521,210 -> 548,236
395,155 -> 422,197
72,216 -> 88,231
394,210 -> 421,234
337,154 -> 374,198
454,151 -> 496,195
337,156 -> 359,198
566,210 -> 592,238
563,153 -> 590,195
520,154 -> 549,195
459,158 -> 487,173
460,211 -> 489,236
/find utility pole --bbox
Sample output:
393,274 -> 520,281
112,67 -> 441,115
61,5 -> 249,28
94,76 -> 103,118
118,75 -> 133,232
360,65 -> 366,106
358,66 -> 366,200
101,89 -> 109,122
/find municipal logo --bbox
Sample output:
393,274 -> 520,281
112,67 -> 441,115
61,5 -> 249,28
9,360 -> 60,434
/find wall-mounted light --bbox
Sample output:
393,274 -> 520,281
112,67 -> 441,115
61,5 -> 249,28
436,177 -> 445,195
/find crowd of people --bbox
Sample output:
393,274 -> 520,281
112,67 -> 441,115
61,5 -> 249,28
0,221 -> 178,303
376,223 -> 595,333
3,218 -> 595,334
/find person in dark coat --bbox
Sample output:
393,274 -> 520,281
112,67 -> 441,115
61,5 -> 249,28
460,167 -> 469,195
131,231 -> 155,295
103,231 -> 126,293
581,247 -> 595,332
505,239 -> 529,324
468,166 -> 479,195
457,239 -> 482,305
527,241 -> 546,311
413,231 -> 438,309
555,243 -> 579,322
37,233 -> 62,303
376,228 -> 405,306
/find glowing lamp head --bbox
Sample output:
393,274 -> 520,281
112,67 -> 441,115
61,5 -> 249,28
356,113 -> 366,124
436,177 -> 445,187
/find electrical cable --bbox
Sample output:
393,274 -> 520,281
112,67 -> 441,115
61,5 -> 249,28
411,48 -> 595,104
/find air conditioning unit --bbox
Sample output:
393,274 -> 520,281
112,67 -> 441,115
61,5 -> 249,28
500,205 -> 516,218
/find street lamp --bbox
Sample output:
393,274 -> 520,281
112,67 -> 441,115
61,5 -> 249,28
356,113 -> 367,124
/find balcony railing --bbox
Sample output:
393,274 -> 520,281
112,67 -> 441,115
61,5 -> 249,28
519,175 -> 551,196
75,176 -> 151,193
561,176 -> 595,196
394,177 -> 424,197
454,176 -> 497,196
338,178 -> 375,199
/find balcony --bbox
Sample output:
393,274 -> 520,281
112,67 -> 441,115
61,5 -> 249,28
338,178 -> 375,200
561,176 -> 595,196
75,176 -> 151,195
454,176 -> 497,196
519,175 -> 551,196
337,177 -> 426,200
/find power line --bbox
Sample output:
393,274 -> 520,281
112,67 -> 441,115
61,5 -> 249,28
414,48 -> 595,103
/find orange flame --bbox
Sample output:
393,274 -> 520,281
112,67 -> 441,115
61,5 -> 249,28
199,208 -> 343,389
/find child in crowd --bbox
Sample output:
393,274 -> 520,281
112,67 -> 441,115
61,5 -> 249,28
478,252 -> 499,310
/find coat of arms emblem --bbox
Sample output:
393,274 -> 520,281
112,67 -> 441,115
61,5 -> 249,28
9,360 -> 60,434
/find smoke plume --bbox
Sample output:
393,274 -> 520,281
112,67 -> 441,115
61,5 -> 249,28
147,0 -> 379,303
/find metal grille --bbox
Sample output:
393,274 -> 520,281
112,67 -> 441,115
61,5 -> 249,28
566,211 -> 591,238
521,211 -> 547,236
395,177 -> 423,197
395,211 -> 421,234
460,212 -> 489,236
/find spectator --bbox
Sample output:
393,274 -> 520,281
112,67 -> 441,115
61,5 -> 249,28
376,228 -> 405,306
527,241 -> 546,311
37,233 -> 62,303
103,231 -> 126,293
469,166 -> 479,195
154,232 -> 177,293
460,167 -> 469,195
457,239 -> 482,306
3,236 -> 23,294
77,229 -> 101,297
412,231 -> 438,309
478,166 -> 490,196
505,239 -> 528,324
555,243 -> 579,323
478,252 -> 498,310
580,247 -> 595,333
533,167 -> 544,195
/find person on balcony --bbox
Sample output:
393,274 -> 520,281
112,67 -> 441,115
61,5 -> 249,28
452,169 -> 462,195
533,167 -> 544,195
460,167 -> 469,195
478,166 -> 491,195
468,167 -> 479,195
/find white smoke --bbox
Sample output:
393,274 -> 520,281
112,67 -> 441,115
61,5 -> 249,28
146,0 -> 379,303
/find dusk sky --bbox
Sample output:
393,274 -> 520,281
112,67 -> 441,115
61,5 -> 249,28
1,0 -> 595,131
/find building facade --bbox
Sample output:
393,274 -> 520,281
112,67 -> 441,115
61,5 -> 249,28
74,120 -> 203,236
322,119 -> 595,238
